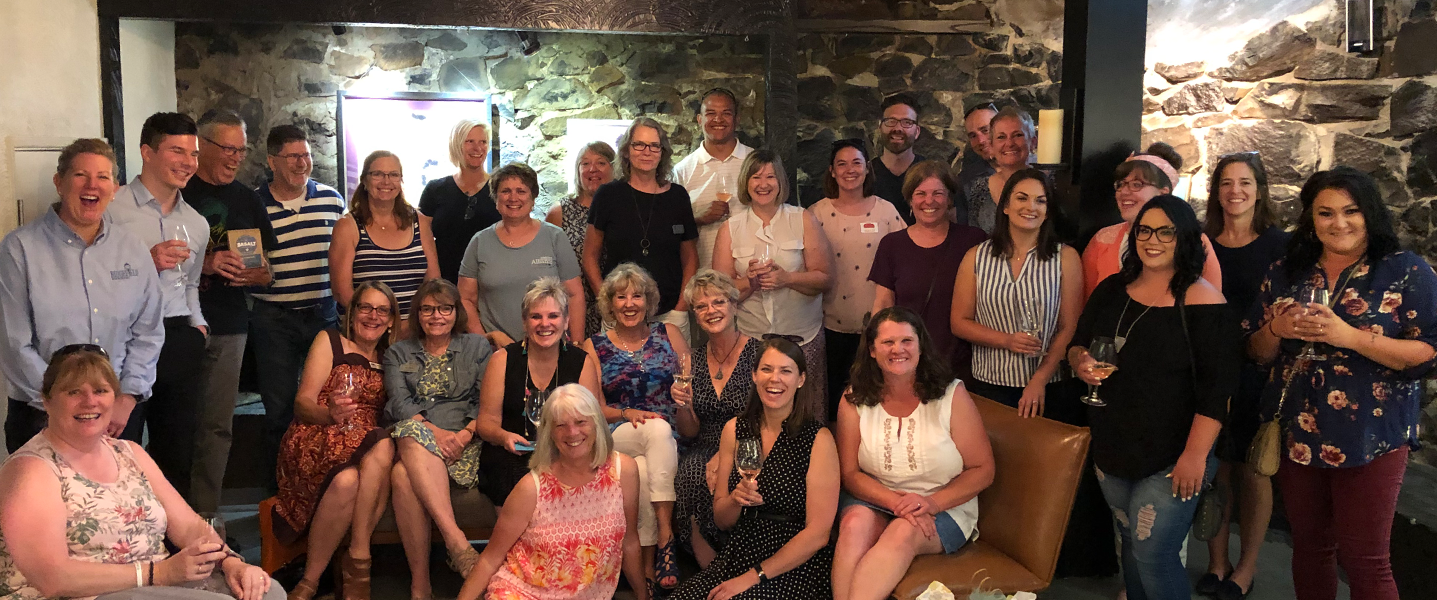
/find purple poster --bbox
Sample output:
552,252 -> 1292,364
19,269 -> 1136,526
337,93 -> 491,201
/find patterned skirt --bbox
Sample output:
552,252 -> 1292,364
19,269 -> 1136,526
391,419 -> 482,488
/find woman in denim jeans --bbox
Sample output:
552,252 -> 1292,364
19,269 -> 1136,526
1067,196 -> 1241,600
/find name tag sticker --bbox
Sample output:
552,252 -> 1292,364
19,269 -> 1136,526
110,263 -> 140,281
672,224 -> 685,234
860,222 -> 879,233
532,256 -> 555,266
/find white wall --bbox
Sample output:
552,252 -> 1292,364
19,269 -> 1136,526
120,19 -> 177,181
0,0 -> 104,238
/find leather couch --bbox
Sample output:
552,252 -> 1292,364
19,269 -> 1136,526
892,394 -> 1092,599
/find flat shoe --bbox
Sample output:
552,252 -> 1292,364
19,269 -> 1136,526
287,579 -> 319,600
1195,572 -> 1225,596
1216,579 -> 1251,600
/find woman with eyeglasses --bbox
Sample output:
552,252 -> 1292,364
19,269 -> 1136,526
0,346 -> 280,600
1194,152 -> 1288,600
458,162 -> 585,349
547,141 -> 617,338
383,279 -> 494,595
714,149 -> 834,409
809,139 -> 908,420
583,118 -> 699,340
962,106 -> 1035,234
331,150 -> 439,328
1246,168 -> 1437,600
274,281 -> 401,600
870,161 -> 987,381
419,120 -> 500,284
1067,196 -> 1239,600
1081,142 -> 1220,300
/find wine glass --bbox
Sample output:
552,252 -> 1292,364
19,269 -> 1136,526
1017,299 -> 1045,358
167,224 -> 190,289
734,437 -> 763,506
673,352 -> 693,397
197,511 -> 227,589
715,174 -> 733,205
333,372 -> 358,432
1296,287 -> 1331,361
754,243 -> 773,297
1081,337 -> 1119,407
524,388 -> 547,439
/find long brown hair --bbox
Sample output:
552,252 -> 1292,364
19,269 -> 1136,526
740,337 -> 822,436
845,306 -> 952,407
350,150 -> 417,230
1203,152 -> 1278,238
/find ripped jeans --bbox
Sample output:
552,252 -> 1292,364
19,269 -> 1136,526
1096,455 -> 1217,600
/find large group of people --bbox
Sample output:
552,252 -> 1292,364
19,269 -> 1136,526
0,85 -> 1431,600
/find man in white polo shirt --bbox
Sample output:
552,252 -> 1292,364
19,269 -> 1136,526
673,88 -> 752,269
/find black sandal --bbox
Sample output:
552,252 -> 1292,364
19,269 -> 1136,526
655,537 -> 680,589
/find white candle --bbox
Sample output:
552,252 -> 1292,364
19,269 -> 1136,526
1037,109 -> 1064,164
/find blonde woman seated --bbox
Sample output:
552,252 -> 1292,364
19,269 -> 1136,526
456,384 -> 647,600
383,279 -> 494,597
0,346 -> 279,600
582,264 -> 689,592
832,307 -> 995,600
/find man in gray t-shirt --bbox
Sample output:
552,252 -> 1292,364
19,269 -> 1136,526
457,222 -> 583,346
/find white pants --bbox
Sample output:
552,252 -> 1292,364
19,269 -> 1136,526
612,418 -> 678,546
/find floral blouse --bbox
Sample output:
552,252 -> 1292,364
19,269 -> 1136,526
591,323 -> 678,423
1245,251 -> 1437,468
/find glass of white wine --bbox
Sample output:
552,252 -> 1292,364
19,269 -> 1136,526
673,352 -> 693,397
734,437 -> 763,506
524,388 -> 547,439
1082,337 -> 1118,407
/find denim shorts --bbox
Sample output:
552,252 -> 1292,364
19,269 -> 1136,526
839,492 -> 972,554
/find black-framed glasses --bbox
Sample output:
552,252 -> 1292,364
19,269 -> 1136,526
354,303 -> 393,317
1135,225 -> 1177,243
880,117 -> 919,129
417,304 -> 456,317
629,141 -> 663,154
762,333 -> 803,344
53,343 -> 109,360
366,170 -> 402,181
201,136 -> 248,158
1114,180 -> 1156,193
275,152 -> 311,162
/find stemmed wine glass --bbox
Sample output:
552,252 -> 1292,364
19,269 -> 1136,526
198,512 -> 227,591
1296,287 -> 1331,361
1017,299 -> 1045,358
333,372 -> 358,432
754,243 -> 773,299
524,388 -> 548,440
734,438 -> 764,506
1081,337 -> 1119,407
673,352 -> 693,397
167,224 -> 190,289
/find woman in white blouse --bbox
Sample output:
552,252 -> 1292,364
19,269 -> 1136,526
713,149 -> 834,407
831,306 -> 994,600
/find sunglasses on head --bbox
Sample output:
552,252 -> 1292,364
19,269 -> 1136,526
53,343 -> 109,360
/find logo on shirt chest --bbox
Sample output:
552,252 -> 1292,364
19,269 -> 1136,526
532,256 -> 556,267
110,263 -> 140,281
860,222 -> 879,233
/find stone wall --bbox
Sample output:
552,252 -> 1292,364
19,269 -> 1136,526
1141,0 -> 1436,261
174,23 -> 767,211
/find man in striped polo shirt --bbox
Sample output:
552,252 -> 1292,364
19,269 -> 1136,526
249,124 -> 346,492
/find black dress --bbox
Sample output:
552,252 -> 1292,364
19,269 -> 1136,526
476,341 -> 586,505
1212,226 -> 1291,461
675,337 -> 761,552
669,418 -> 834,600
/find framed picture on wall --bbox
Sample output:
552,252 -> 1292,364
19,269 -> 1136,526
563,118 -> 631,195
336,91 -> 493,202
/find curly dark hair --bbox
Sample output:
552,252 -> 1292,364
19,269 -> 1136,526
1120,195 -> 1206,304
845,306 -> 953,407
1203,152 -> 1278,239
990,168 -> 1061,262
1283,166 -> 1400,279
739,337 -> 822,436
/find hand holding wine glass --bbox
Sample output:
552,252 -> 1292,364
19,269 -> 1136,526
330,372 -> 359,430
1080,337 -> 1118,407
167,224 -> 191,288
1017,300 -> 1046,358
733,437 -> 764,506
524,388 -> 547,440
1296,287 -> 1331,361
672,352 -> 693,406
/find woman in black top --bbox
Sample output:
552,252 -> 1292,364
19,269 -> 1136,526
475,277 -> 602,506
1067,196 -> 1240,600
419,120 -> 502,283
1198,152 -> 1290,598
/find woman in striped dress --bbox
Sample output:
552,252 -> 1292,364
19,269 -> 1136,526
951,168 -> 1082,419
331,150 -> 440,328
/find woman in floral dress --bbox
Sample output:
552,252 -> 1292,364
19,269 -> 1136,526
456,384 -> 648,600
1247,167 -> 1437,600
274,282 -> 399,600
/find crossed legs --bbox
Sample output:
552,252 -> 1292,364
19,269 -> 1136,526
832,505 -> 944,600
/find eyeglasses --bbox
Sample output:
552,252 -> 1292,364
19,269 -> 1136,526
1135,225 -> 1177,243
275,152 -> 311,162
417,304 -> 456,317
202,136 -> 249,158
53,343 -> 109,360
367,171 -> 402,181
1114,180 -> 1155,193
629,141 -> 664,154
354,303 -> 393,317
881,117 -> 919,129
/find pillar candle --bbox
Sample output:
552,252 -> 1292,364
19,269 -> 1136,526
1037,109 -> 1064,164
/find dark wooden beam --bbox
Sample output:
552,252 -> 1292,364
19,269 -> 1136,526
794,19 -> 988,34
99,16 -> 126,181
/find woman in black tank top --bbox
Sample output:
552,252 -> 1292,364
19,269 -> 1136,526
476,277 -> 603,505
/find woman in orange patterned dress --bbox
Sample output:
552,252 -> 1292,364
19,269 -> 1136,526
273,281 -> 399,600
456,384 -> 649,600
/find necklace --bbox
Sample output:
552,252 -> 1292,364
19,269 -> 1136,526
1113,297 -> 1154,353
630,187 -> 657,256
708,334 -> 745,380
611,328 -> 647,361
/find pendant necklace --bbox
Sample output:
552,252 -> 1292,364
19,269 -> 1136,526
709,335 -> 745,380
631,187 -> 657,256
1113,296 -> 1153,353
613,330 -> 645,361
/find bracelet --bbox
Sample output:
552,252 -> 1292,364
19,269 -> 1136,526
135,561 -> 145,588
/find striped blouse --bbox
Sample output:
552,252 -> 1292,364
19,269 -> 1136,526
971,239 -> 1064,387
253,179 -> 346,309
352,220 -> 428,314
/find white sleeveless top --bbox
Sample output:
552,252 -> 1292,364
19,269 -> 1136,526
855,380 -> 980,539
727,204 -> 824,344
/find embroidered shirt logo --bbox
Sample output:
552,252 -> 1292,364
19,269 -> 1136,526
110,263 -> 140,280
532,256 -> 555,266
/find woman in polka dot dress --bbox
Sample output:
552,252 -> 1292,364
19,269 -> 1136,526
668,337 -> 840,600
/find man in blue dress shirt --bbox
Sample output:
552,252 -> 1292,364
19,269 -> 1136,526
0,138 -> 164,452
107,112 -> 212,502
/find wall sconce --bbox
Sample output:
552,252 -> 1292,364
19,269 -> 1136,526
517,31 -> 541,56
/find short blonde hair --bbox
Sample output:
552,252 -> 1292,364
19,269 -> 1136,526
522,276 -> 569,318
448,120 -> 490,168
41,349 -> 120,403
528,384 -> 613,471
683,268 -> 740,306
597,263 -> 660,325
572,141 -> 616,193
735,148 -> 790,207
56,138 -> 117,177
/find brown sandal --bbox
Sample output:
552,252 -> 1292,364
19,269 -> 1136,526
286,579 -> 319,600
341,554 -> 372,600
447,545 -> 481,577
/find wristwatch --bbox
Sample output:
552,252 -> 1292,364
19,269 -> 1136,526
755,565 -> 768,584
